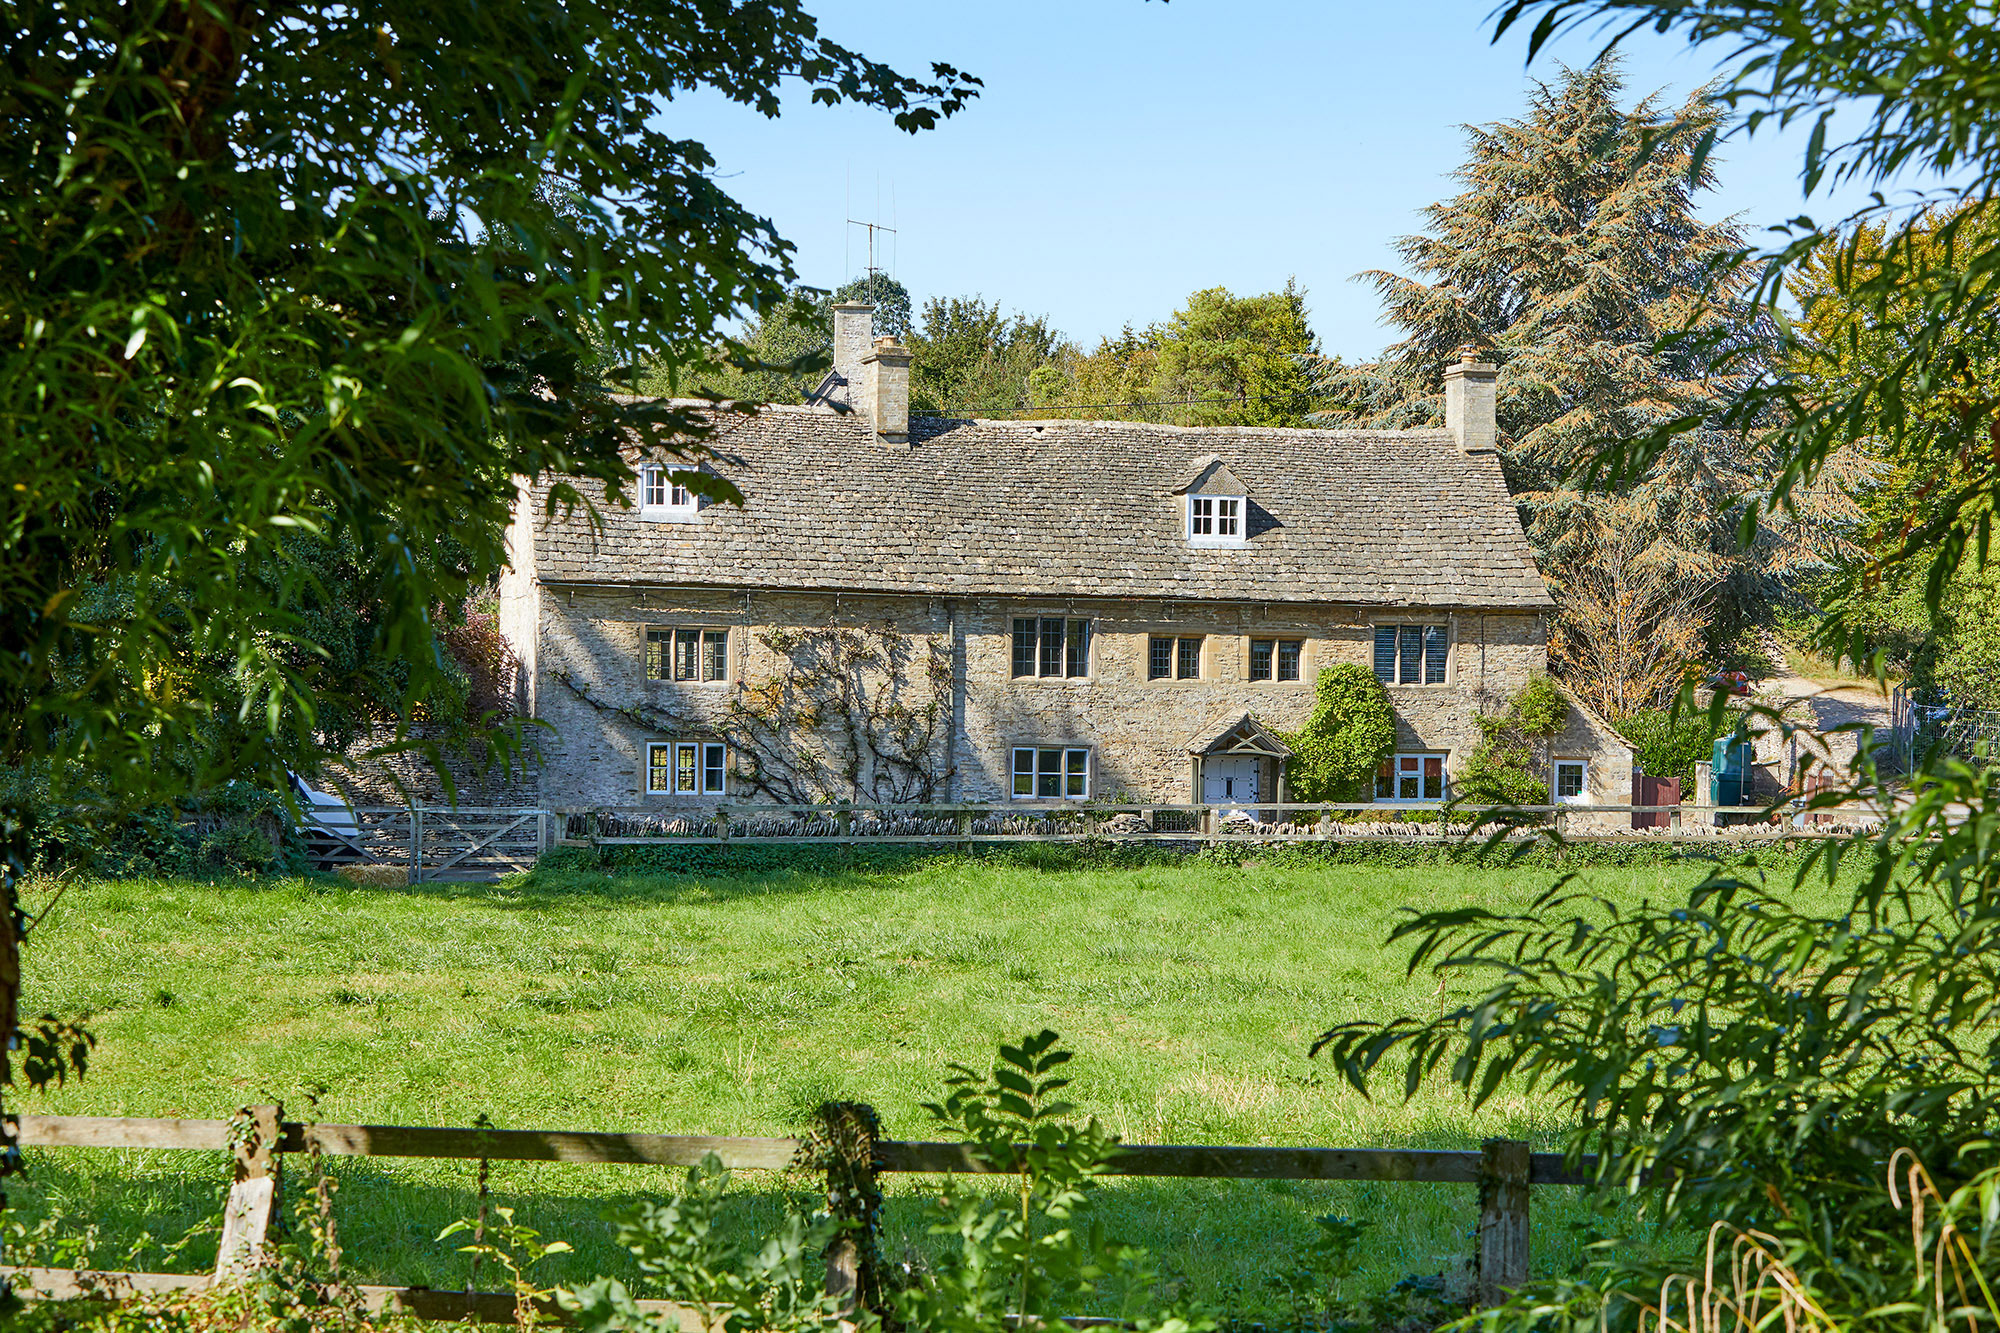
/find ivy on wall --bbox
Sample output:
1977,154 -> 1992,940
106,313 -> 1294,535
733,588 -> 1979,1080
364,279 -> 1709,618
556,622 -> 953,803
1458,675 -> 1569,806
1277,665 -> 1398,801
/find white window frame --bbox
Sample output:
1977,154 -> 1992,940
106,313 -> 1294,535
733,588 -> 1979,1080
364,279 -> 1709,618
645,740 -> 727,796
1187,494 -> 1247,546
639,465 -> 699,522
1554,759 -> 1590,805
1010,746 -> 1091,800
1374,752 -> 1448,803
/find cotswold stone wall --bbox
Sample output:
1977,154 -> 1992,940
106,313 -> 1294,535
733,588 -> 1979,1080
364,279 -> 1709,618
515,585 -> 1621,809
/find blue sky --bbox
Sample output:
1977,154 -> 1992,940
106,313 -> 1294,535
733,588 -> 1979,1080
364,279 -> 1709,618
667,1 -> 1948,362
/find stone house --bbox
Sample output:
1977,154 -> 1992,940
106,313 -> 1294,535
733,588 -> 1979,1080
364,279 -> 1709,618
497,303 -> 1631,813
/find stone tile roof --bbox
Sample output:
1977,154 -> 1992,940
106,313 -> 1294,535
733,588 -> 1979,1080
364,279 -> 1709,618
526,407 -> 1554,608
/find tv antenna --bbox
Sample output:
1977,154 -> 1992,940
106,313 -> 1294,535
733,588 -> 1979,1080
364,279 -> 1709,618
845,216 -> 897,305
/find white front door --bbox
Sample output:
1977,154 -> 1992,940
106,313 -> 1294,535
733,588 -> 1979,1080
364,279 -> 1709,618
1203,756 -> 1260,816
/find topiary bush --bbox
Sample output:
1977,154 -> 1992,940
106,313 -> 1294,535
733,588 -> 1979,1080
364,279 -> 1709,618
1279,665 -> 1398,801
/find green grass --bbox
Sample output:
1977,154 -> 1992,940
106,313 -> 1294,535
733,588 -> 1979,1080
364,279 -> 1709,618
10,852 -> 1849,1318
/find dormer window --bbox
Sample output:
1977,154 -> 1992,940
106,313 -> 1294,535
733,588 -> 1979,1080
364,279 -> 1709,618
1174,454 -> 1253,548
639,465 -> 698,522
1188,495 -> 1243,544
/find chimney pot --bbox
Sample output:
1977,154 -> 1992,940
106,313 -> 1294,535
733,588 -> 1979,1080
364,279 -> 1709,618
861,336 -> 913,448
1443,350 -> 1498,454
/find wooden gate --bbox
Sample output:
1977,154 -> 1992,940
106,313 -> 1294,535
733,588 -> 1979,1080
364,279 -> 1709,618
412,807 -> 547,882
1630,775 -> 1681,829
303,807 -> 547,882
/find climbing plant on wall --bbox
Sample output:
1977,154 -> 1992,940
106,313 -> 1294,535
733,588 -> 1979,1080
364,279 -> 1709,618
1278,665 -> 1398,802
556,623 -> 953,804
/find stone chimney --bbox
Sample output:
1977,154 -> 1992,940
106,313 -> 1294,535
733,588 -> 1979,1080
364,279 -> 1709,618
1443,346 -> 1498,454
831,302 -> 875,397
861,335 -> 913,448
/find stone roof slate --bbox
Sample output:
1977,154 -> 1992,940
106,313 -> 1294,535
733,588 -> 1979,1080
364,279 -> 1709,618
527,407 -> 1554,609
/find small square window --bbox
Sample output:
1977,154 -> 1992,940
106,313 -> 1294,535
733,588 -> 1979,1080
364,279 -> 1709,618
1555,760 -> 1588,804
1189,493 -> 1248,544
1177,636 -> 1201,680
1378,752 -> 1448,802
639,467 -> 699,519
1249,639 -> 1274,681
647,743 -> 672,794
645,629 -> 670,681
674,628 -> 701,681
1277,640 -> 1301,682
675,742 -> 698,795
1012,746 -> 1090,799
703,629 -> 728,682
1149,637 -> 1173,680
702,743 -> 726,796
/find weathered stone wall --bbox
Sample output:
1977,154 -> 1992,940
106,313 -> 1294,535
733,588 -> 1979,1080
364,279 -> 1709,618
512,585 -> 1633,809
315,724 -> 541,808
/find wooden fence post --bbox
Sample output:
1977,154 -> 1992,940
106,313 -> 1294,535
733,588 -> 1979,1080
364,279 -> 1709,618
814,1102 -> 884,1328
1477,1137 -> 1531,1306
408,807 -> 423,885
214,1103 -> 283,1282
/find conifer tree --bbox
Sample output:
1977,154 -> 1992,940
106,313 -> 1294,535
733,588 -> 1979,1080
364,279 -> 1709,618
1320,59 -> 1795,706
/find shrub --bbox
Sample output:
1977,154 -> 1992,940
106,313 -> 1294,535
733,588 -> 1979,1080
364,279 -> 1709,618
1616,704 -> 1745,784
1280,665 -> 1398,801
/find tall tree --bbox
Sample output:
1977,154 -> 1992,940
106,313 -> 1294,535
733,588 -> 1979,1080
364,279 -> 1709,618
1064,283 -> 1323,426
908,296 -> 1074,417
0,0 -> 973,1284
1320,59 -> 1791,703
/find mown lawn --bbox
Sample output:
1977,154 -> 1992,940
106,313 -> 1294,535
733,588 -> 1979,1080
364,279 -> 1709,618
12,848 -> 1846,1318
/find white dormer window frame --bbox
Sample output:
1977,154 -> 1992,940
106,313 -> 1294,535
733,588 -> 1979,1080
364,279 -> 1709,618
1187,494 -> 1246,546
639,465 -> 699,522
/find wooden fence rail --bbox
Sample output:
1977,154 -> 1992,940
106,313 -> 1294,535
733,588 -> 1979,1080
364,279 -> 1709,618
5,1112 -> 1592,1321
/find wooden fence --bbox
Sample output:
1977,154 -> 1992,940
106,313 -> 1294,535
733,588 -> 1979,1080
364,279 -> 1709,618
3,1111 -> 1591,1323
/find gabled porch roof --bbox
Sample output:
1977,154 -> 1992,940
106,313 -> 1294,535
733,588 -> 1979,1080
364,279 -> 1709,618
1185,713 -> 1294,759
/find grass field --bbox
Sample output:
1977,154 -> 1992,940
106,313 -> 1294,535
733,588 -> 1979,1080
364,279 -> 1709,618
11,849 -> 1847,1319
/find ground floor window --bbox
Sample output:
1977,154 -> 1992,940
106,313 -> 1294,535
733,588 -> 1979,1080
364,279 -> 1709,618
1375,752 -> 1446,802
1554,759 -> 1589,804
647,740 -> 727,796
1011,746 -> 1090,799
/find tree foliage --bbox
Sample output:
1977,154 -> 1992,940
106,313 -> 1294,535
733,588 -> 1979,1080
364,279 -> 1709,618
1061,283 -> 1322,426
1318,59 -> 1805,657
0,0 -> 974,1284
1279,665 -> 1397,802
909,296 -> 1072,417
1317,1 -> 2000,1328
